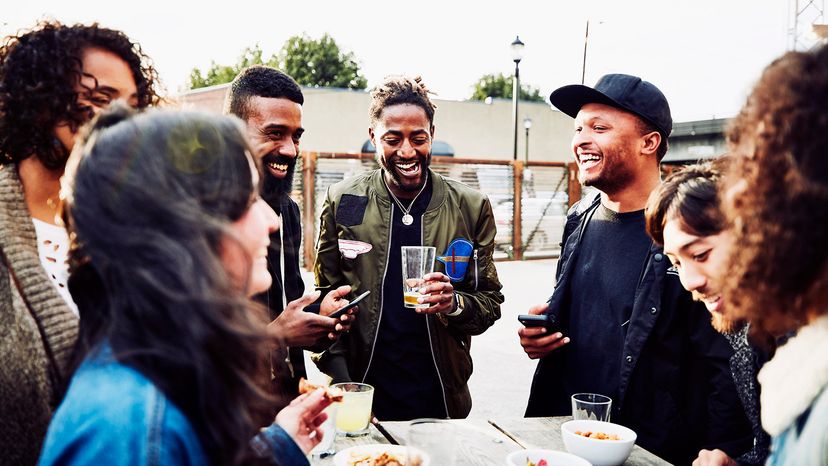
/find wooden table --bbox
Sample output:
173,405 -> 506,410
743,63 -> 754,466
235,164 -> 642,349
310,417 -> 670,465
488,417 -> 670,466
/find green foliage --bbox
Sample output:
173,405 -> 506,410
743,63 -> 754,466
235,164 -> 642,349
277,34 -> 367,89
470,73 -> 545,102
186,35 -> 367,90
187,45 -> 274,89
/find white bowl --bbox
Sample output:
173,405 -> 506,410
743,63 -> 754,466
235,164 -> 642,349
561,420 -> 636,466
505,448 -> 592,466
333,444 -> 429,466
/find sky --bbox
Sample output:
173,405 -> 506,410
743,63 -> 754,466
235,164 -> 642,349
2,0 -> 804,122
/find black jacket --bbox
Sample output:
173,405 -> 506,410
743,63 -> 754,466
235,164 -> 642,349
255,193 -> 306,400
526,194 -> 753,465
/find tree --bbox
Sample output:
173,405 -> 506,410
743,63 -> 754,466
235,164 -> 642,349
186,35 -> 367,90
469,73 -> 545,102
277,34 -> 366,89
187,45 -> 272,89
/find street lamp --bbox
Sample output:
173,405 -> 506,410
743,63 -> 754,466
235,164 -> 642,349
581,20 -> 604,85
511,36 -> 524,161
523,117 -> 532,163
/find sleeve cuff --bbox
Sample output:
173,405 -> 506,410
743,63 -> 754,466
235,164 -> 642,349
250,424 -> 309,465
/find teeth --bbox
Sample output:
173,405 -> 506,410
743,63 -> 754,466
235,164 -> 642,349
396,161 -> 416,170
579,154 -> 600,162
268,163 -> 288,171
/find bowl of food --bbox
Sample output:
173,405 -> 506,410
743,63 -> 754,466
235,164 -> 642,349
561,420 -> 636,466
505,448 -> 592,466
333,444 -> 428,466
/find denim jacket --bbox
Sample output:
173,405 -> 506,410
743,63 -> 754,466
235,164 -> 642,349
759,316 -> 828,466
38,345 -> 307,466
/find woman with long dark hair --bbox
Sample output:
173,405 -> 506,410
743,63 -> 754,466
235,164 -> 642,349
38,106 -> 332,465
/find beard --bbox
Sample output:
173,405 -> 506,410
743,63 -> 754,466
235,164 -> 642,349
261,153 -> 297,199
580,141 -> 637,195
377,151 -> 430,193
710,312 -> 741,334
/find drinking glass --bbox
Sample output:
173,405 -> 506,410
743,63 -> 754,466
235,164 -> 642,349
332,383 -> 374,437
571,393 -> 612,422
309,403 -> 337,458
401,246 -> 436,309
407,418 -> 456,465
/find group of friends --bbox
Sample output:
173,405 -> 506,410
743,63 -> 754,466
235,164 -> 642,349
0,19 -> 825,466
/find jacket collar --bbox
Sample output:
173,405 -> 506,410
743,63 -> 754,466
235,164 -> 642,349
369,167 -> 447,211
759,315 -> 828,436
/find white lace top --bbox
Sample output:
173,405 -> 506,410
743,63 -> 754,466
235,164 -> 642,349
32,218 -> 78,316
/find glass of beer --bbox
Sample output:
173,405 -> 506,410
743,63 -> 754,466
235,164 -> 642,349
402,246 -> 436,309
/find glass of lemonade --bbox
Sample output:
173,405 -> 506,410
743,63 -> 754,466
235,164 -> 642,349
332,383 -> 374,437
401,246 -> 436,309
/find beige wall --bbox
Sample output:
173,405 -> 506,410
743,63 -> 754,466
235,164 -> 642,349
179,84 -> 575,163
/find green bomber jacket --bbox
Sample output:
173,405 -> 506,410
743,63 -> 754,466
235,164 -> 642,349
314,168 -> 503,418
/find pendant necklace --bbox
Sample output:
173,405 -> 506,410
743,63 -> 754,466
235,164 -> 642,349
384,174 -> 428,226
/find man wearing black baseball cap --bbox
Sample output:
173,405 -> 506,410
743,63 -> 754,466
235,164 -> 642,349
518,74 -> 752,464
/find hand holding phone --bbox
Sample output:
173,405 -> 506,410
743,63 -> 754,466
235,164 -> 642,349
326,290 -> 370,320
518,313 -> 561,334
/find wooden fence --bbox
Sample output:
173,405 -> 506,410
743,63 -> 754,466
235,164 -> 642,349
291,152 -> 581,270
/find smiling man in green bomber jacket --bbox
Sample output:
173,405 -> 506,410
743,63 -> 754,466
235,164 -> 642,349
314,75 -> 503,421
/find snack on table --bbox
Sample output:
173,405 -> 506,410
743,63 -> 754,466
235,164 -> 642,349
347,450 -> 422,466
298,377 -> 344,402
574,430 -> 620,440
525,459 -> 548,466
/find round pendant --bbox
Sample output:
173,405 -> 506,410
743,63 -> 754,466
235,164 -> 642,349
402,214 -> 414,226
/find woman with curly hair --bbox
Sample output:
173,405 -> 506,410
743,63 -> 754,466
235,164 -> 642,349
38,106 -> 332,465
0,21 -> 160,465
722,44 -> 828,465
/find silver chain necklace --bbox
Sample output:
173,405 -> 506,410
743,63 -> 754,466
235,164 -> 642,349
383,173 -> 429,226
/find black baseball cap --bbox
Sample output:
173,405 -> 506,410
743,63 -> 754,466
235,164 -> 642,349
549,74 -> 672,136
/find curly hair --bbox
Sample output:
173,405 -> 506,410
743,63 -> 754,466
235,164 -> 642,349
0,20 -> 161,169
722,44 -> 828,336
369,75 -> 437,127
225,65 -> 304,121
645,157 -> 728,246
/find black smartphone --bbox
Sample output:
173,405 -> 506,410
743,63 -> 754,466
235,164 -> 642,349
518,313 -> 561,334
327,290 -> 370,320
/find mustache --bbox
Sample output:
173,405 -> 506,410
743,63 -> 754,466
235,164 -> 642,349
262,153 -> 296,167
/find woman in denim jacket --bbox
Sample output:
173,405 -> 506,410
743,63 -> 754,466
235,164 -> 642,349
38,107 -> 334,466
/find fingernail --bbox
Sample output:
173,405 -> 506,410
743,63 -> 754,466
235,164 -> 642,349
563,337 -> 570,343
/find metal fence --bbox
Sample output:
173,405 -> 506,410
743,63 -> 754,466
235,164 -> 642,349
287,152 -> 579,269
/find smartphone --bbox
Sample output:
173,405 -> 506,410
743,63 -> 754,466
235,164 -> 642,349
518,313 -> 561,334
327,290 -> 370,320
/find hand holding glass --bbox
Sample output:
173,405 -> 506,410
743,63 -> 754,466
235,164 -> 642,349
402,246 -> 436,309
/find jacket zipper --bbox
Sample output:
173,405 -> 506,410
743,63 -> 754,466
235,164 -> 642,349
422,216 -> 450,418
360,203 -> 395,383
473,249 -> 479,290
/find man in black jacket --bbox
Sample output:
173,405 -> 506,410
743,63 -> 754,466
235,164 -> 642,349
226,66 -> 352,403
517,74 -> 752,465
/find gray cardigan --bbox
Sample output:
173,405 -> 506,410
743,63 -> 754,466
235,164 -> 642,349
0,163 -> 78,466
